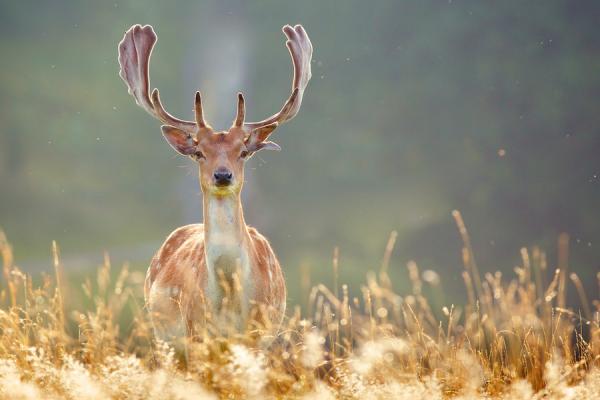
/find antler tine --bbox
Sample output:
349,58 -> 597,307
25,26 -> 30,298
150,89 -> 197,131
234,92 -> 245,127
244,24 -> 313,131
194,91 -> 207,128
118,24 -> 197,132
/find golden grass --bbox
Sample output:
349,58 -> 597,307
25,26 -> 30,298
0,212 -> 599,399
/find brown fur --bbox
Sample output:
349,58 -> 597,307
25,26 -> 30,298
144,224 -> 286,337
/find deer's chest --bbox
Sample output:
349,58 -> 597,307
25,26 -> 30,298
205,240 -> 250,275
205,237 -> 255,312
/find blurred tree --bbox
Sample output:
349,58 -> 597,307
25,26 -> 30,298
0,0 -> 598,305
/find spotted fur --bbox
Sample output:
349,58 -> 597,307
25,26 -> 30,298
144,223 -> 286,339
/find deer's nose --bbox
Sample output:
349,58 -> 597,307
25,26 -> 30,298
213,168 -> 233,186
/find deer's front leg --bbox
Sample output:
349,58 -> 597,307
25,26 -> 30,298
147,284 -> 188,341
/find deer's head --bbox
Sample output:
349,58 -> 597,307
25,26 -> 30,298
118,24 -> 312,197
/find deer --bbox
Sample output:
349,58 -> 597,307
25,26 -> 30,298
117,24 -> 312,341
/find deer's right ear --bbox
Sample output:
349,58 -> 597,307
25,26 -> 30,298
161,125 -> 197,156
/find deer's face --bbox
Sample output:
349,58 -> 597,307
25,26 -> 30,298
161,121 -> 278,198
161,92 -> 280,198
195,127 -> 248,197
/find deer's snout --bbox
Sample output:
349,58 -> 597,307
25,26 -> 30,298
213,168 -> 233,186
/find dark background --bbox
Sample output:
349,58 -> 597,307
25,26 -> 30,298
1,1 -> 599,307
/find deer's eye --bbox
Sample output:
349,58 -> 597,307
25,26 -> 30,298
239,150 -> 249,159
194,151 -> 205,160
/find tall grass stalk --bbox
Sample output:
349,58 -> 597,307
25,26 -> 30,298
0,216 -> 599,399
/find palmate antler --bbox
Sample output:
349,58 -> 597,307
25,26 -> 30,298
118,23 -> 312,147
118,25 -> 199,133
243,24 -> 313,131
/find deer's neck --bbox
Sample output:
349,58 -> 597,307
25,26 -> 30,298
202,194 -> 250,276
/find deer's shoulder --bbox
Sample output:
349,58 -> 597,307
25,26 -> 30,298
145,224 -> 206,298
246,226 -> 285,309
157,224 -> 205,262
247,226 -> 280,268
247,226 -> 272,252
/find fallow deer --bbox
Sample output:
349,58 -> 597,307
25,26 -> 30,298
118,24 -> 312,340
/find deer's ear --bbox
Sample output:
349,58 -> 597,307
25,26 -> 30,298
161,125 -> 197,156
245,123 -> 280,153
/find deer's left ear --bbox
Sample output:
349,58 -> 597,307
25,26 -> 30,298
245,123 -> 281,153
161,125 -> 197,156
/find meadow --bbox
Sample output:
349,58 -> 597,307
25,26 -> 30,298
0,211 -> 598,399
1,2 -> 599,398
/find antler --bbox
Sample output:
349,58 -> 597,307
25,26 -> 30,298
233,92 -> 245,127
118,24 -> 198,133
119,23 -> 312,140
244,24 -> 313,131
194,91 -> 207,128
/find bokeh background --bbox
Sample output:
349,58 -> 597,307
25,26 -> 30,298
1,1 -> 599,307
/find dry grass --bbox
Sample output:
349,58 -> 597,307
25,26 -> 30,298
0,212 -> 599,399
